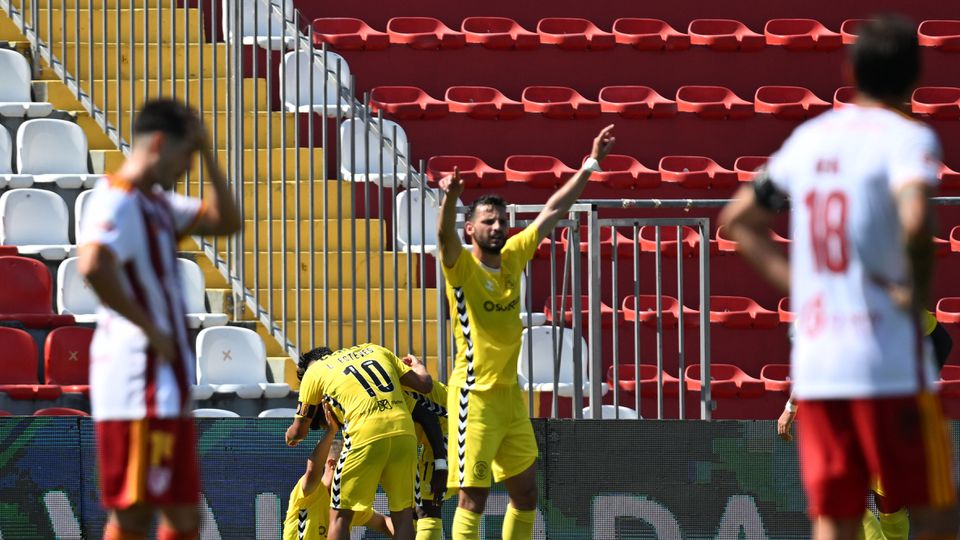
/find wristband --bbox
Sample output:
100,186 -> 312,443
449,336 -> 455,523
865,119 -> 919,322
582,158 -> 602,173
434,459 -> 448,470
784,401 -> 796,414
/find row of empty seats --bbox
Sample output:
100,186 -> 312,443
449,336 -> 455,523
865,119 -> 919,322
312,17 -> 960,52
0,49 -> 53,118
0,119 -> 101,190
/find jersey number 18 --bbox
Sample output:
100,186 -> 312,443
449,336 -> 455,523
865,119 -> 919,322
805,190 -> 849,273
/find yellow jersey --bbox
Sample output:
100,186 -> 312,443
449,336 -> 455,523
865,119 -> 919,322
442,225 -> 540,390
298,343 -> 415,447
283,475 -> 374,540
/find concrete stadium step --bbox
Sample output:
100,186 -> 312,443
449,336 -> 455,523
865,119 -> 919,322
114,110 -> 299,149
60,43 -> 228,79
253,288 -> 440,322
178,248 -> 230,289
237,180 -> 351,219
189,148 -> 326,184
0,11 -> 25,40
37,8 -> 202,42
36,0 -> 152,7
218,219 -> 384,251
68,110 -> 117,150
260,320 -> 445,358
75,78 -> 270,113
231,251 -> 417,288
91,149 -> 125,173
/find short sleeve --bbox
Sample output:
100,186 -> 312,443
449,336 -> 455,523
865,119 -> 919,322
766,129 -> 804,193
379,346 -> 411,379
888,126 -> 941,192
441,249 -> 476,287
296,366 -> 325,416
164,191 -> 207,237
78,189 -> 140,263
503,224 -> 539,270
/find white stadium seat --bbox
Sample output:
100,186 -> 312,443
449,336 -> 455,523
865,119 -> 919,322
193,408 -> 240,418
280,50 -> 352,117
340,118 -> 410,187
0,49 -> 53,118
517,325 -> 608,398
0,127 -> 32,189
582,405 -> 640,419
519,274 -> 547,327
73,189 -> 94,240
178,258 -> 229,329
195,326 -> 290,400
56,257 -> 99,323
17,119 -> 103,189
0,189 -> 74,260
258,407 -> 297,418
222,0 -> 299,50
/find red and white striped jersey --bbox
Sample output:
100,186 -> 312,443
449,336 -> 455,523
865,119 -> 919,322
768,105 -> 941,399
79,177 -> 206,419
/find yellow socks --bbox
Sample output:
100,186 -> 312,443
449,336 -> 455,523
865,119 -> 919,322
877,508 -> 909,540
451,507 -> 481,540
416,517 -> 443,540
503,504 -> 535,540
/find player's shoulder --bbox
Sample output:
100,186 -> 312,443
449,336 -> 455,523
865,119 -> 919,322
89,177 -> 139,208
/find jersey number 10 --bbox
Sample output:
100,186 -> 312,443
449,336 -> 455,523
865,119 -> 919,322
804,191 -> 849,273
344,360 -> 396,398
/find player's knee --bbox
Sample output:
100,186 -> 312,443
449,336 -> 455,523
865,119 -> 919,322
159,505 -> 199,533
113,506 -> 154,535
458,487 -> 488,513
509,483 -> 538,510
418,501 -> 443,519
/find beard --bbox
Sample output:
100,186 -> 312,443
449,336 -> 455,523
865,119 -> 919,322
476,234 -> 506,255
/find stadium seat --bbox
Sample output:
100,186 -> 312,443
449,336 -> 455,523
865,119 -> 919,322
675,86 -> 753,120
777,297 -> 793,323
733,156 -> 768,182
519,274 -> 547,327
16,119 -> 101,189
598,86 -> 677,119
621,294 -> 698,329
560,226 -> 631,258
461,17 -> 539,50
709,296 -> 779,329
43,326 -> 92,395
517,325 -> 607,398
444,86 -> 524,120
544,295 -> 619,328
607,364 -> 680,397
0,410 -> 11,416
936,298 -> 960,324
911,87 -> 960,119
763,19 -> 842,51
760,364 -> 791,393
950,225 -> 960,253
611,18 -> 690,51
505,155 -> 577,189
0,256 -> 74,328
918,20 -> 960,51
193,408 -> 240,418
73,189 -> 94,241
0,189 -> 73,260
684,364 -> 764,398
0,127 -> 32,190
258,407 -> 297,418
178,259 -> 229,328
0,327 -> 62,400
582,405 -> 640,419
941,366 -> 960,398
521,86 -> 601,119
311,17 -> 389,51
370,86 -> 448,120
33,407 -> 87,416
395,187 -> 443,253
715,225 -> 789,253
833,86 -> 857,108
221,0 -> 298,50
536,18 -> 615,50
584,154 -> 661,190
0,49 -> 53,118
386,17 -> 465,50
195,326 -> 289,399
636,225 -> 710,257
279,50 -> 353,117
754,86 -> 831,119
427,155 -> 507,188
658,156 -> 737,189
687,19 -> 765,51
339,118 -> 409,186
840,19 -> 870,45
56,257 -> 98,322
942,165 -> 960,190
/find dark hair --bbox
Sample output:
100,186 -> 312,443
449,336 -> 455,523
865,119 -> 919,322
297,346 -> 333,381
466,194 -> 507,222
851,15 -> 920,100
133,99 -> 196,139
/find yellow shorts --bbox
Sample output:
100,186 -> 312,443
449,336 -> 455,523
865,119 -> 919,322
416,438 -> 453,505
447,384 -> 538,489
332,433 -> 417,513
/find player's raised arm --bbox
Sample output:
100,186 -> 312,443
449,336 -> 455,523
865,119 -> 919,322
183,119 -> 241,237
437,166 -> 465,268
304,404 -> 340,494
530,124 -> 615,241
400,354 -> 433,394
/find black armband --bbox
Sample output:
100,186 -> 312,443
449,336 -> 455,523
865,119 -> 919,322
753,167 -> 790,213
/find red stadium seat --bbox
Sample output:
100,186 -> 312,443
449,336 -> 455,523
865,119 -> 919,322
942,164 -> 960,190
675,86 -> 753,119
427,155 -> 506,188
505,155 -> 576,188
33,407 -> 88,416
44,326 -> 93,395
607,364 -> 680,397
621,294 -> 698,328
560,226 -> 631,258
444,86 -> 524,120
536,18 -> 615,50
0,327 -> 62,400
583,154 -> 661,190
754,86 -> 831,119
0,256 -> 74,328
940,365 -> 960,398
658,156 -> 737,189
833,86 -> 856,108
521,86 -> 601,119
386,17 -> 466,50
911,87 -> 960,119
760,364 -> 791,393
840,19 -> 870,45
778,297 -> 793,323
611,18 -> 690,51
763,19 -> 841,51
716,226 -> 788,253
685,364 -> 764,398
936,298 -> 960,324
598,86 -> 677,119
311,18 -> 389,51
0,246 -> 16,256
461,17 -> 539,50
918,20 -> 960,51
543,295 -> 619,328
733,156 -> 769,182
0,410 -> 11,416
637,225 -> 713,257
369,86 -> 448,120
935,235 -> 950,257
687,19 -> 765,51
709,296 -> 780,329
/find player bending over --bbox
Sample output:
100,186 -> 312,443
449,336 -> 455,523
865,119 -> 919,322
286,344 -> 432,540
